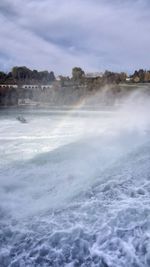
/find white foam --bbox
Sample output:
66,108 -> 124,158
0,91 -> 150,266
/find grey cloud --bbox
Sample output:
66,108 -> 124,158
0,0 -> 150,74
0,0 -> 18,18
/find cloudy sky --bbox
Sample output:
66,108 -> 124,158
0,0 -> 150,75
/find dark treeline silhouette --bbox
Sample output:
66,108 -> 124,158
0,66 -> 55,85
59,68 -> 127,88
0,66 -> 150,106
0,66 -> 127,85
131,69 -> 150,83
1,66 -> 150,85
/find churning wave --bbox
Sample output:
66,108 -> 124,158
0,103 -> 150,267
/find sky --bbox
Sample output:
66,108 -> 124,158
0,0 -> 150,75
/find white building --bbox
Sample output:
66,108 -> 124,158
22,85 -> 53,90
85,72 -> 103,78
41,85 -> 53,90
126,77 -> 132,82
22,85 -> 39,89
0,84 -> 18,88
0,84 -> 53,90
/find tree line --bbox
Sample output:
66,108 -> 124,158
1,66 -> 150,85
0,66 -> 150,106
131,69 -> 150,83
0,66 -> 55,84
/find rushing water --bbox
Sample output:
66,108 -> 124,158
0,102 -> 150,267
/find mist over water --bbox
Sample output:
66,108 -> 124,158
0,89 -> 150,266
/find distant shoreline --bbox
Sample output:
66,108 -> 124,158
0,82 -> 150,108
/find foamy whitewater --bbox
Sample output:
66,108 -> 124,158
0,92 -> 150,267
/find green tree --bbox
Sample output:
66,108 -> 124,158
0,71 -> 6,82
72,67 -> 85,81
12,66 -> 32,80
